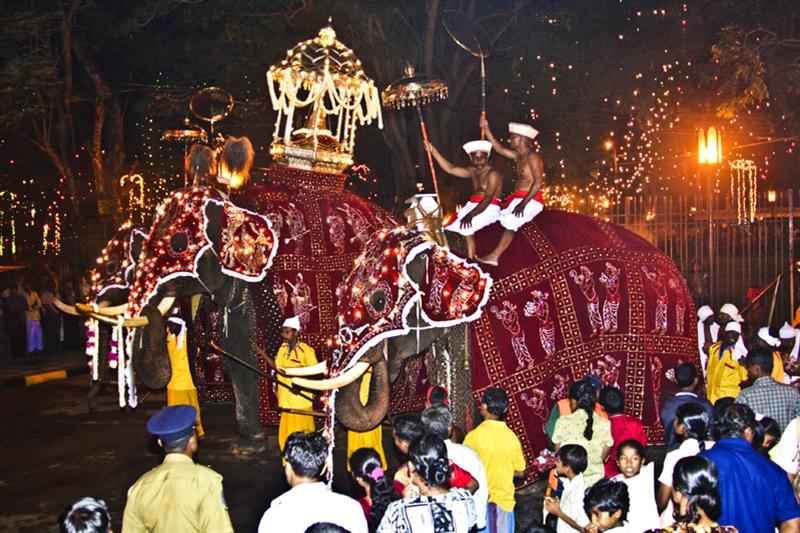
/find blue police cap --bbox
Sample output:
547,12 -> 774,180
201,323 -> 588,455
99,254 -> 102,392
146,405 -> 197,442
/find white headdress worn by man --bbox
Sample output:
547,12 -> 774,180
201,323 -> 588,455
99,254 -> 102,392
697,305 -> 714,321
508,122 -> 539,140
725,321 -> 742,333
779,322 -> 797,340
719,303 -> 744,323
282,315 -> 301,331
463,140 -> 492,156
757,326 -> 781,348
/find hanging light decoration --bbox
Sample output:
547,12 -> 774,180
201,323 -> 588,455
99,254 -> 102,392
267,21 -> 383,174
729,159 -> 757,225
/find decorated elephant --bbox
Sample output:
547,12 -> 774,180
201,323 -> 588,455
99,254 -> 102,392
292,208 -> 698,481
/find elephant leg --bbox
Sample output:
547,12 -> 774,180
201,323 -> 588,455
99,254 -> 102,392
219,288 -> 263,442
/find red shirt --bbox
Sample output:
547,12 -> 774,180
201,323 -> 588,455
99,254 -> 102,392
393,462 -> 475,497
604,413 -> 647,477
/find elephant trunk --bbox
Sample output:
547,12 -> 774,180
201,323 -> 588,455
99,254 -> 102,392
334,355 -> 390,432
132,303 -> 171,389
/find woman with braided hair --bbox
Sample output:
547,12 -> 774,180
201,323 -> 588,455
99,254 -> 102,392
377,434 -> 477,533
552,378 -> 613,485
646,456 -> 737,532
350,448 -> 397,532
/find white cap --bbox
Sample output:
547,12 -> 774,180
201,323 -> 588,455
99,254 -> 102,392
282,316 -> 301,330
725,321 -> 742,333
463,140 -> 492,156
758,326 -> 781,348
697,305 -> 714,321
719,303 -> 744,323
508,122 -> 539,140
779,322 -> 797,339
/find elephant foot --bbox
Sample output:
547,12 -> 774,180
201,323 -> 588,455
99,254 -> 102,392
230,435 -> 267,457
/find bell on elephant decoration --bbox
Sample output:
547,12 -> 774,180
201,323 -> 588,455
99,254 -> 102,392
267,22 -> 383,174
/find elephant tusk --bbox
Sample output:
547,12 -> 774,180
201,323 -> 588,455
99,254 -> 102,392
120,295 -> 173,328
280,361 -> 328,377
157,296 -> 176,315
290,361 -> 370,391
123,316 -> 149,327
53,297 -> 79,316
92,303 -> 128,316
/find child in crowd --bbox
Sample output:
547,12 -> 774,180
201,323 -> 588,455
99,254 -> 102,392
598,386 -> 646,477
753,416 -> 781,456
543,444 -> 590,533
656,403 -> 714,526
58,497 -> 112,533
349,448 -> 396,532
552,379 -> 613,485
612,439 -> 659,531
583,478 -> 630,532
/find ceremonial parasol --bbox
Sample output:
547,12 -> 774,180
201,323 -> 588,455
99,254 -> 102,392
442,10 -> 491,136
190,86 -> 234,139
381,65 -> 448,200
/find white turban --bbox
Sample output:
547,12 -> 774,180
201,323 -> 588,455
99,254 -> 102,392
779,322 -> 797,340
725,321 -> 742,333
719,303 -> 744,323
463,140 -> 492,156
758,326 -> 781,348
508,122 -> 539,140
697,305 -> 714,321
282,316 -> 301,330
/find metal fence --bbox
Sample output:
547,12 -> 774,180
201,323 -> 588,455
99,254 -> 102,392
605,189 -> 798,326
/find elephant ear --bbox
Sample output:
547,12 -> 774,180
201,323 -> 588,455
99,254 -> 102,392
415,245 -> 492,327
93,221 -> 148,301
204,198 -> 278,282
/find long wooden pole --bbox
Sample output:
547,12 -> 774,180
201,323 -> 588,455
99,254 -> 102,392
415,104 -> 440,201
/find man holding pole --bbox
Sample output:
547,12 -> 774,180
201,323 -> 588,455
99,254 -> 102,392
427,139 -> 503,259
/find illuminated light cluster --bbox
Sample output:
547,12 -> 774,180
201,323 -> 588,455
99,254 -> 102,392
729,159 -> 758,225
90,220 -> 136,297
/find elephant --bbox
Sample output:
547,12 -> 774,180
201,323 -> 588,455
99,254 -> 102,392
292,209 -> 699,483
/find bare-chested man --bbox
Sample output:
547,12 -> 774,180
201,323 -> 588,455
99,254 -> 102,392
478,119 -> 545,266
427,139 -> 503,259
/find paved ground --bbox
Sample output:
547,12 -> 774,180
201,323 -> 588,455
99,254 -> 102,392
0,362 -> 548,532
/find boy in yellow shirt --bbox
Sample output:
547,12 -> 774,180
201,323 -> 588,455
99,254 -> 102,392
706,321 -> 747,405
464,387 -> 526,532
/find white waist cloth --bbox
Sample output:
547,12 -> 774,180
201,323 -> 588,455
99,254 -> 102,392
445,201 -> 501,236
499,196 -> 544,231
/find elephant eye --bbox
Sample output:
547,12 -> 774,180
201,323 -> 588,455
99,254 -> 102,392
370,289 -> 386,313
170,232 -> 189,254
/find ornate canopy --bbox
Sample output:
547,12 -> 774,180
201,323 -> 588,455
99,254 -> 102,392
267,24 -> 382,173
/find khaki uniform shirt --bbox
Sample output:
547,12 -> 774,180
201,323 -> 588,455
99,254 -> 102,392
122,453 -> 233,533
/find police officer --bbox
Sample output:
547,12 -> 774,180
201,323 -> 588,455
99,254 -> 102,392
122,405 -> 234,532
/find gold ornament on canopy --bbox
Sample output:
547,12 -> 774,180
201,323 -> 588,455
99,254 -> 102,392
267,22 -> 383,174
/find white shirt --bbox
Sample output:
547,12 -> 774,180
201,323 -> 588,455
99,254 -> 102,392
445,439 -> 488,530
771,417 -> 800,475
257,481 -> 368,533
543,473 -> 589,533
612,462 -> 660,532
657,438 -> 715,526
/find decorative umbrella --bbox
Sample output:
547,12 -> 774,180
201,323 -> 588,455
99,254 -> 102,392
443,10 -> 491,137
381,65 -> 448,200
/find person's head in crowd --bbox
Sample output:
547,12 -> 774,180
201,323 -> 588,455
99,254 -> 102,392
615,439 -> 646,479
479,387 -> 509,421
555,444 -> 588,480
392,414 -> 425,455
426,385 -> 449,407
304,523 -> 350,533
674,363 -> 699,391
283,431 -> 328,486
671,456 -> 722,526
58,497 -> 112,533
407,434 -> 452,493
675,402 -> 711,450
780,322 -> 798,353
583,478 -> 629,531
146,405 -> 198,457
744,348 -> 774,381
718,303 -> 743,327
586,374 -> 604,397
697,305 -> 715,326
714,403 -> 757,442
421,406 -> 453,441
520,523 -> 557,533
721,321 -> 741,347
752,416 -> 781,456
349,447 -> 395,530
185,144 -> 217,188
568,378 -> 596,440
598,386 -> 624,416
754,326 -> 782,352
713,396 -> 735,413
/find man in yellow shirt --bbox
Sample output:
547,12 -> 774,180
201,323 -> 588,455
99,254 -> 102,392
706,321 -> 748,405
463,387 -> 526,532
265,316 -> 318,451
122,405 -> 234,532
751,326 -> 787,383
